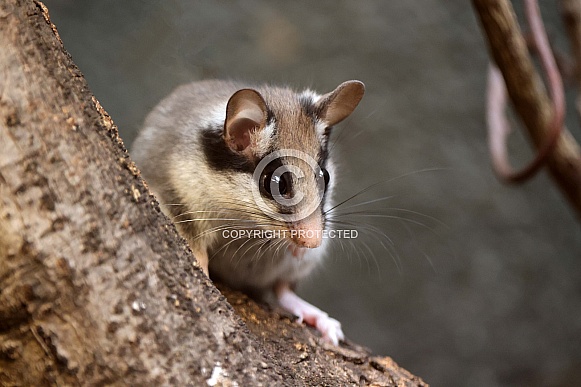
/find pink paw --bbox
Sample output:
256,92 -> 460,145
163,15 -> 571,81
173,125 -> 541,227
310,313 -> 344,346
277,287 -> 344,345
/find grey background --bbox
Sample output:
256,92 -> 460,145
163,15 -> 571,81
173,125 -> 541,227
42,1 -> 581,386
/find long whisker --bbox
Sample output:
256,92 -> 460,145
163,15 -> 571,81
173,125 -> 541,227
394,216 -> 437,273
252,238 -> 274,263
332,207 -> 448,229
359,239 -> 380,276
330,212 -> 436,233
174,218 -> 259,224
209,232 -> 244,259
327,218 -> 402,273
172,206 -> 269,220
326,218 -> 395,246
273,237 -> 289,258
228,237 -> 257,269
243,237 -> 270,263
324,167 -> 447,215
327,114 -> 358,154
192,224 -> 246,244
336,195 -> 396,211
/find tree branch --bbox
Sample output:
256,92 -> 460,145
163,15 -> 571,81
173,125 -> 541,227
486,0 -> 564,182
473,0 -> 581,219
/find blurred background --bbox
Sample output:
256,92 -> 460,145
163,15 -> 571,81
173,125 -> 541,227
42,1 -> 581,385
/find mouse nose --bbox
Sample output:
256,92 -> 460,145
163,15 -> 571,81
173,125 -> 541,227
289,214 -> 323,249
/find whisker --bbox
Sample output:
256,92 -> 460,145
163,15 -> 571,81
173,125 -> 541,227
228,237 -> 257,269
191,225 -> 241,245
174,218 -> 259,224
252,238 -> 273,263
232,236 -> 261,261
244,237 -> 270,263
327,114 -> 357,154
324,167 -> 447,215
336,195 -> 396,211
172,206 -> 269,220
326,218 -> 395,247
209,233 -> 242,259
359,239 -> 380,276
326,219 -> 402,273
330,212 -> 436,234
248,237 -> 267,263
273,237 -> 289,258
395,217 -> 439,274
332,207 -> 448,229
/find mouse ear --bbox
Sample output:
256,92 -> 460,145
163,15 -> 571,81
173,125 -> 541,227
224,89 -> 268,153
316,80 -> 365,127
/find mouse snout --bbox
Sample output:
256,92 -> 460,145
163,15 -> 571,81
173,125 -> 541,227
289,213 -> 323,249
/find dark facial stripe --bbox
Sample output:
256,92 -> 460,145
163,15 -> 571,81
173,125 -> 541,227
266,107 -> 275,125
200,127 -> 255,174
298,94 -> 320,121
299,94 -> 332,163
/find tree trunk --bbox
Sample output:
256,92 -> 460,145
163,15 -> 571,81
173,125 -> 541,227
0,1 -> 426,385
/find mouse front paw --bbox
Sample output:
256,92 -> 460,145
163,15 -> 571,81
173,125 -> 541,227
312,313 -> 344,346
276,285 -> 345,345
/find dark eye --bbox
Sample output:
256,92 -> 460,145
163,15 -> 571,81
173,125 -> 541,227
319,168 -> 330,191
277,173 -> 289,196
261,170 -> 291,199
261,171 -> 274,197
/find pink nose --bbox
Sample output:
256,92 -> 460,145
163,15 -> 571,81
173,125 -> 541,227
290,215 -> 323,248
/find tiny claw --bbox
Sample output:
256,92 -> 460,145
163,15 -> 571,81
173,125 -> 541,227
316,315 -> 344,345
276,283 -> 344,345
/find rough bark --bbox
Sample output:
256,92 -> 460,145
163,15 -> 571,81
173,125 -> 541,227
473,0 -> 581,219
0,1 -> 426,385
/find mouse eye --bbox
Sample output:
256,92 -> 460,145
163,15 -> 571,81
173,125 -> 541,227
276,173 -> 290,197
319,168 -> 330,191
260,170 -> 292,199
260,171 -> 273,198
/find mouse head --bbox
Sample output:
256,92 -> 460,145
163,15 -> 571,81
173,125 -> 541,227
223,80 -> 365,249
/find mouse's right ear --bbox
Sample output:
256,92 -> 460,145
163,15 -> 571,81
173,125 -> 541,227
224,89 -> 267,154
316,80 -> 365,127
